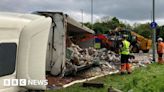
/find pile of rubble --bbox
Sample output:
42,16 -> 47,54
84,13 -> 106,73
65,43 -> 121,75
47,43 -> 153,89
66,45 -> 120,65
131,54 -> 152,68
47,44 -> 122,89
65,43 -> 153,77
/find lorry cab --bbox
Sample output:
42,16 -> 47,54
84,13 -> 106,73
0,12 -> 94,92
0,12 -> 52,92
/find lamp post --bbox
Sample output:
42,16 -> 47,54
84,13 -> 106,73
81,9 -> 84,27
91,0 -> 93,30
152,0 -> 156,62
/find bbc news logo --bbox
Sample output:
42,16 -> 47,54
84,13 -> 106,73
3,79 -> 48,86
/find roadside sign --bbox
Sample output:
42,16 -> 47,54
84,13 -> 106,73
150,22 -> 157,29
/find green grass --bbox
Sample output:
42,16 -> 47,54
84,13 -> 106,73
47,63 -> 164,92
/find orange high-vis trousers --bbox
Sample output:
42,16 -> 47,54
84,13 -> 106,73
121,63 -> 131,73
158,57 -> 163,64
158,53 -> 163,64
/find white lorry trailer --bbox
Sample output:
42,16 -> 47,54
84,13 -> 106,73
0,11 -> 94,92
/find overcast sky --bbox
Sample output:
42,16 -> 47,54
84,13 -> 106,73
0,0 -> 164,25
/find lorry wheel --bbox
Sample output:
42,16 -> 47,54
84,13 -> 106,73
132,46 -> 139,53
142,50 -> 149,53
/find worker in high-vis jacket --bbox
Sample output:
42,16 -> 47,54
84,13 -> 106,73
157,37 -> 164,64
120,35 -> 131,74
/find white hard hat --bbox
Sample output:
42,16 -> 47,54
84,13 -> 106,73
122,34 -> 128,39
157,37 -> 163,41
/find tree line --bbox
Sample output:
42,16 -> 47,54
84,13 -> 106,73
83,16 -> 164,39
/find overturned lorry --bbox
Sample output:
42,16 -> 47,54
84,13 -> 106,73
0,11 -> 94,92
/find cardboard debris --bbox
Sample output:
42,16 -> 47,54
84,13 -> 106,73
65,43 -> 153,76
65,43 -> 122,76
47,42 -> 153,89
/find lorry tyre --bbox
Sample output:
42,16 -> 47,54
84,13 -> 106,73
132,46 -> 139,53
142,50 -> 149,53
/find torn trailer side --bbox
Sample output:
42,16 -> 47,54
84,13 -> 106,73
0,11 -> 95,92
35,11 -> 95,76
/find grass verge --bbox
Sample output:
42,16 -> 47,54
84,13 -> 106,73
47,63 -> 164,92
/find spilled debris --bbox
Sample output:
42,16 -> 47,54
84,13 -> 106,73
47,43 -> 153,89
65,43 -> 121,76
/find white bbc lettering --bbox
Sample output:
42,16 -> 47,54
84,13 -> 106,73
3,79 -> 48,86
27,80 -> 48,86
19,79 -> 26,86
11,79 -> 18,86
43,80 -> 48,86
27,80 -> 35,85
3,79 -> 11,86
36,80 -> 48,85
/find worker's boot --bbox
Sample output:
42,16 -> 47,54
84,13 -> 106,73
158,57 -> 163,64
120,64 -> 126,75
126,63 -> 132,74
161,59 -> 164,64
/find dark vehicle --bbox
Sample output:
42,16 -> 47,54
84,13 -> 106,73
108,30 -> 152,53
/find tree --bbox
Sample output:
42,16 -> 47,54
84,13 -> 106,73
83,22 -> 92,29
84,16 -> 157,39
93,22 -> 109,34
84,16 -> 130,34
158,26 -> 164,39
133,23 -> 153,39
